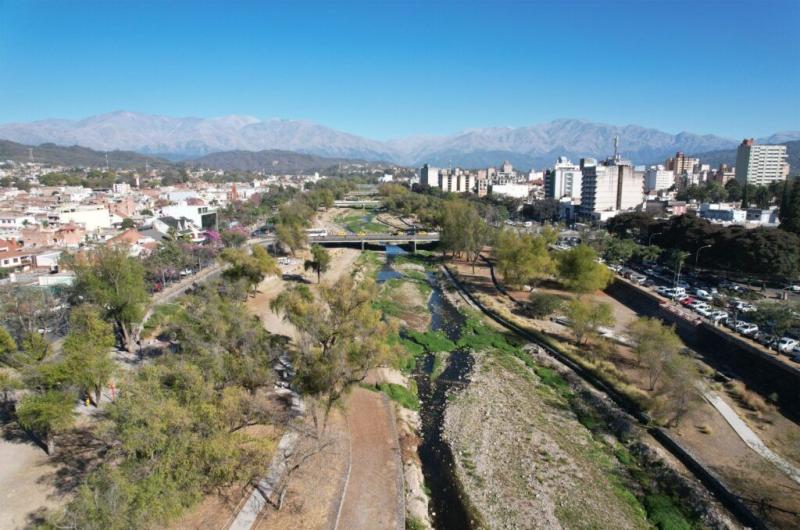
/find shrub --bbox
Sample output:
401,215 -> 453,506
526,293 -> 563,318
377,382 -> 419,411
405,330 -> 456,353
727,381 -> 770,414
644,494 -> 692,530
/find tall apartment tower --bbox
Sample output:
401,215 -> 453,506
544,157 -> 582,200
734,139 -> 789,186
420,164 -> 439,188
580,157 -> 644,220
665,152 -> 699,177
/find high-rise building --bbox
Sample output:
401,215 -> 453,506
544,157 -> 582,200
734,139 -> 789,185
420,164 -> 439,188
713,163 -> 735,184
643,165 -> 675,192
665,152 -> 699,177
580,157 -> 643,220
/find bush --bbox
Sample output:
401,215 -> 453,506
526,293 -> 563,318
644,494 -> 692,530
727,381 -> 770,414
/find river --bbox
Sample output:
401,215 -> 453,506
379,246 -> 475,530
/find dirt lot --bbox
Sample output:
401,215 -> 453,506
449,256 -> 800,529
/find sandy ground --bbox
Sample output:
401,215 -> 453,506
254,410 -> 349,530
336,387 -> 402,530
0,432 -> 65,530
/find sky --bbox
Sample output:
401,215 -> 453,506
0,0 -> 798,140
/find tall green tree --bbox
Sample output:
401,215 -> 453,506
304,244 -> 331,283
557,244 -> 613,294
627,317 -> 683,390
779,178 -> 800,235
493,229 -> 554,289
66,244 -> 149,351
564,298 -> 615,346
16,390 -> 75,454
219,246 -> 280,296
61,305 -> 116,406
271,277 -> 395,420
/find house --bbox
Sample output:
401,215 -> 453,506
106,229 -> 158,257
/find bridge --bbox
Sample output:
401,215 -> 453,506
260,232 -> 439,252
333,199 -> 382,208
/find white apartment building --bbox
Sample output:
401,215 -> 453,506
644,165 -> 675,192
491,182 -> 530,198
160,203 -> 218,230
735,139 -> 789,185
580,157 -> 644,220
545,157 -> 582,201
420,164 -> 439,188
438,171 -> 475,193
54,204 -> 115,231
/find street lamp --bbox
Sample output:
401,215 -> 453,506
695,244 -> 712,266
648,231 -> 663,246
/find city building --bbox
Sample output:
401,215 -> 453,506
579,156 -> 644,221
438,169 -> 475,193
544,157 -> 582,201
734,139 -> 789,186
420,164 -> 439,188
665,152 -> 699,177
644,165 -> 675,192
159,202 -> 218,230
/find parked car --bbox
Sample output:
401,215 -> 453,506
709,310 -> 728,323
680,296 -> 696,307
787,285 -> 800,293
735,322 -> 759,336
754,332 -> 777,348
696,306 -> 714,317
733,301 -> 757,313
777,337 -> 799,353
694,289 -> 713,301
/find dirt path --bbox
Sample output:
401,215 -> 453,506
336,387 -> 402,530
0,434 -> 65,530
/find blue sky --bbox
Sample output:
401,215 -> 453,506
1,0 -> 798,140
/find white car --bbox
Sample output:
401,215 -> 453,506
734,302 -> 757,313
696,306 -> 714,317
694,289 -> 713,301
787,285 -> 800,293
735,322 -> 759,336
777,337 -> 799,353
710,311 -> 729,322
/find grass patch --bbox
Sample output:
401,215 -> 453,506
405,329 -> 456,353
376,382 -> 419,411
336,212 -> 387,233
431,351 -> 448,380
388,333 -> 425,372
644,494 -> 693,530
406,517 -> 426,530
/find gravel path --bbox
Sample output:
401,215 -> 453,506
705,392 -> 800,485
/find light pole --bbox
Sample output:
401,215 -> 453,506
695,244 -> 712,266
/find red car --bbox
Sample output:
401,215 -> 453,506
680,296 -> 696,307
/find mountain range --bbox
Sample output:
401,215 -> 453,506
1,111 -> 799,169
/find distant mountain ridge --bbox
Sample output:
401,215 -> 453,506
0,139 -> 172,169
1,111 -> 798,169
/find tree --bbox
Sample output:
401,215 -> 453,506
603,236 -> 639,265
557,244 -> 613,294
221,229 -> 248,248
779,177 -> 800,235
522,199 -> 561,223
271,276 -> 395,420
627,317 -> 683,390
660,353 -> 701,427
120,218 -> 135,229
751,301 -> 799,337
220,246 -> 280,296
275,222 -> 307,256
16,390 -> 75,454
636,244 -> 662,264
65,244 -> 149,351
61,305 -> 116,406
493,229 -> 554,289
0,326 -> 16,365
304,244 -> 331,283
725,179 -> 743,203
564,298 -> 615,346
526,292 -> 563,318
439,200 -> 492,270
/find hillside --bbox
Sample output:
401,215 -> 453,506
186,149 -> 392,173
0,139 -> 172,169
690,140 -> 800,173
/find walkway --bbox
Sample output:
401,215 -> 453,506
704,392 -> 800,486
335,387 -> 404,530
